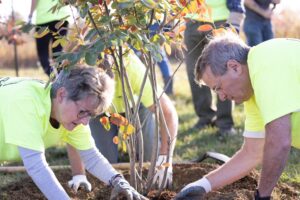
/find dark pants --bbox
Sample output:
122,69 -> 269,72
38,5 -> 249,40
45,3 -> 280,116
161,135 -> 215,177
35,20 -> 69,76
243,18 -> 273,47
183,21 -> 233,129
89,105 -> 156,163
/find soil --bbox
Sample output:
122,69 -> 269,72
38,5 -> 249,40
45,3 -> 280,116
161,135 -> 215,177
1,163 -> 299,200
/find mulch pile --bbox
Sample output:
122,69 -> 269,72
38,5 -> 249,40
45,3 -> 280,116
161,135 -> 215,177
1,163 -> 299,200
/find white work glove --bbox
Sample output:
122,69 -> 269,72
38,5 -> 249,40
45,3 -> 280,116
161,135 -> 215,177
110,175 -> 148,200
68,174 -> 92,192
175,178 -> 211,200
152,155 -> 173,188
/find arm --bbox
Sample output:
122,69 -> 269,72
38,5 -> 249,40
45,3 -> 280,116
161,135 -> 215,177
29,0 -> 37,18
148,93 -> 178,156
272,0 -> 280,4
18,146 -> 70,200
258,114 -> 291,197
67,144 -> 85,175
175,137 -> 264,199
244,0 -> 273,19
207,137 -> 264,189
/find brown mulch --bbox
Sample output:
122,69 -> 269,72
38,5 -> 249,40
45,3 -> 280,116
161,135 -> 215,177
0,163 -> 299,200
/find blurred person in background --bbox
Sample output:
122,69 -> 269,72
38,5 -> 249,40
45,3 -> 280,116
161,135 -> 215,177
184,0 -> 244,136
29,0 -> 69,76
243,0 -> 281,46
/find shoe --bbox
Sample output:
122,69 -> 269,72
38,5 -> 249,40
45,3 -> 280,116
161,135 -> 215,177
192,119 -> 215,131
218,127 -> 237,136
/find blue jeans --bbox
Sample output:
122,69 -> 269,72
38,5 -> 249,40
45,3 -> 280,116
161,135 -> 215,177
243,19 -> 274,47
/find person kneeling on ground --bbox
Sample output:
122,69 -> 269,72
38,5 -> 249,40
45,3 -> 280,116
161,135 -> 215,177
0,66 -> 147,200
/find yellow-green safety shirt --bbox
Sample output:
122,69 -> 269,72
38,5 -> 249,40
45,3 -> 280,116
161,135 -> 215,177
244,38 -> 300,148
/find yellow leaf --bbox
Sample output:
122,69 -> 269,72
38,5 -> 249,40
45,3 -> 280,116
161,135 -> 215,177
52,39 -> 61,48
162,162 -> 171,168
100,116 -> 111,131
119,124 -> 135,135
121,141 -> 127,152
164,43 -> 172,56
54,20 -> 65,30
34,27 -> 50,39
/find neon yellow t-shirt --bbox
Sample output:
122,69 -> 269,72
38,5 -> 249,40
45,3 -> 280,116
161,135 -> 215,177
0,78 -> 94,162
206,0 -> 230,21
35,0 -> 70,25
110,53 -> 159,113
244,38 -> 300,148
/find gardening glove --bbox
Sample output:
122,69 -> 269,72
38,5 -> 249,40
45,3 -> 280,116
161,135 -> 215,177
110,175 -> 148,200
68,175 -> 92,192
175,182 -> 206,200
152,155 -> 173,189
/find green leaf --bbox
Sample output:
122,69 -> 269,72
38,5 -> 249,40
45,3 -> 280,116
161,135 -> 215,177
21,23 -> 35,33
84,29 -> 98,41
80,4 -> 89,18
85,51 -> 98,66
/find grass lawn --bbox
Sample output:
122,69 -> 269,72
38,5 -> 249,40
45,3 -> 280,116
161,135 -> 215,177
1,62 -> 300,189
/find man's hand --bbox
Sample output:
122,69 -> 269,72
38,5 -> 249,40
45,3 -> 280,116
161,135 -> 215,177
68,175 -> 92,192
175,183 -> 206,200
110,176 -> 148,200
152,155 -> 173,188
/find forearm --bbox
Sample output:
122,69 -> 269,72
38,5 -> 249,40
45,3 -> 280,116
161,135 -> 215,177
79,147 -> 119,184
18,147 -> 69,200
259,115 -> 291,196
206,138 -> 264,190
159,94 -> 178,156
67,144 -> 85,176
29,0 -> 37,17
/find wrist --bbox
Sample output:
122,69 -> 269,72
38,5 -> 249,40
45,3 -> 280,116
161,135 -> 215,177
194,177 -> 212,193
254,189 -> 271,200
109,174 -> 123,187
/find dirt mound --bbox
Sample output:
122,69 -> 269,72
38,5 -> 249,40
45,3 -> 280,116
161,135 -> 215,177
1,163 -> 299,200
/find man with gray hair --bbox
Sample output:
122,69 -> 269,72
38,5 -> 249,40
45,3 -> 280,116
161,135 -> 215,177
175,32 -> 300,199
0,66 -> 147,200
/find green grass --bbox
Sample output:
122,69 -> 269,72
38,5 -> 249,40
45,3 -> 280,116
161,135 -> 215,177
1,63 -> 300,190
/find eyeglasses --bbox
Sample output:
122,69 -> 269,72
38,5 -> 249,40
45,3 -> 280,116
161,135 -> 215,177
74,101 -> 96,119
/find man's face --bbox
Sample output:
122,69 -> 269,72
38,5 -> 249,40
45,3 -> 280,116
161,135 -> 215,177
202,60 -> 252,104
56,91 -> 99,130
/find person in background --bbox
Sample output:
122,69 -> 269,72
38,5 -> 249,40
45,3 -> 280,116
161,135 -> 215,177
175,32 -> 300,200
0,66 -> 147,200
67,52 -> 178,191
29,0 -> 69,76
243,0 -> 281,47
184,0 -> 244,135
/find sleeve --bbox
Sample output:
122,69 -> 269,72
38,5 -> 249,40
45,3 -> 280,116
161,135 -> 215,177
63,125 -> 95,151
79,147 -> 119,184
4,98 -> 45,152
18,147 -> 70,200
243,97 -> 265,138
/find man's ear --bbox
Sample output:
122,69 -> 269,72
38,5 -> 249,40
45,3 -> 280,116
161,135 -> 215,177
56,87 -> 67,103
227,59 -> 242,75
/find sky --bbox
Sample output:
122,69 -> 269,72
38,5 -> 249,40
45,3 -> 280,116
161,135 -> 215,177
0,0 -> 299,22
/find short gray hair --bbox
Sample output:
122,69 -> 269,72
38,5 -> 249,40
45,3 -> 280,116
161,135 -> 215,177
195,32 -> 250,83
51,66 -> 115,114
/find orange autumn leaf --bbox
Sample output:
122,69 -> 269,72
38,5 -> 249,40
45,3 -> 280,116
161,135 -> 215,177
110,113 -> 129,126
100,116 -> 110,131
113,136 -> 119,144
197,24 -> 213,32
212,27 -> 227,36
177,25 -> 186,33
